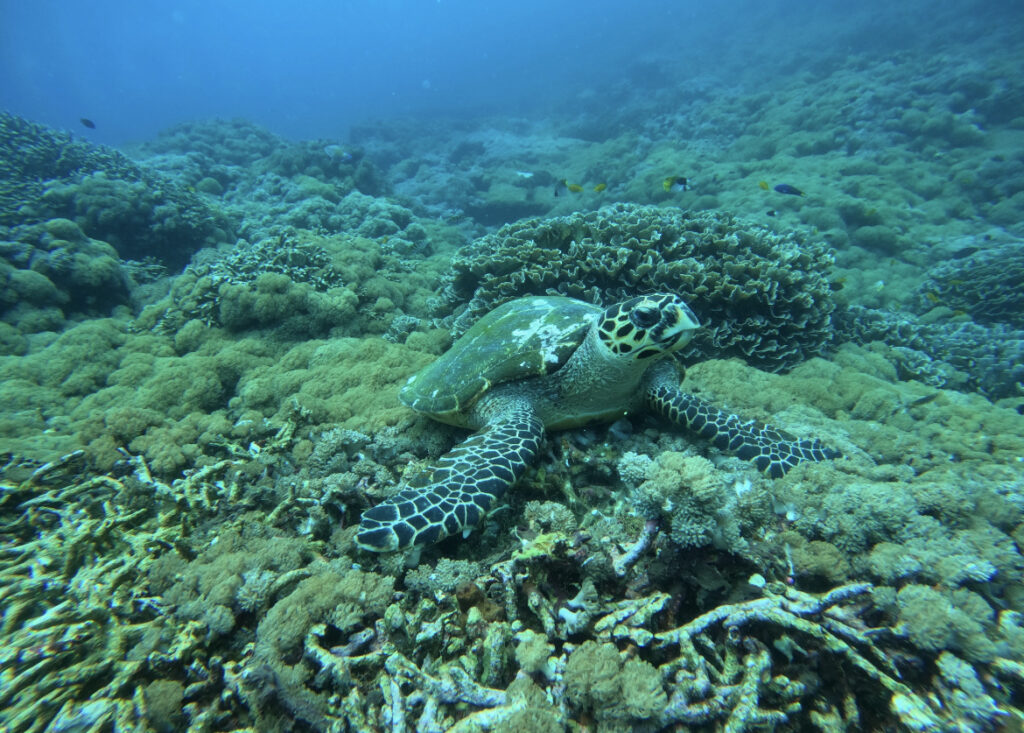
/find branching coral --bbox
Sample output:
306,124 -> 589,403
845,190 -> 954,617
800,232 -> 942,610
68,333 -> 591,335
0,450 -> 240,732
4,438 -> 1021,732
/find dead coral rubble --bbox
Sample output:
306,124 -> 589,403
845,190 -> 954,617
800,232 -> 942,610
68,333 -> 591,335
0,449 -> 236,731
3,441 -> 1021,732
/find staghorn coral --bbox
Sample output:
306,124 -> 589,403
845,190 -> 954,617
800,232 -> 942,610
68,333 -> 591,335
439,202 -> 838,371
0,449 -> 258,732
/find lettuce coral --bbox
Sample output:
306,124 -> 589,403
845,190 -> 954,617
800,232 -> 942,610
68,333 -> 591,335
441,202 -> 837,371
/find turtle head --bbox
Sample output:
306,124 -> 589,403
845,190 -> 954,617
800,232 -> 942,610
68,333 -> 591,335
596,293 -> 699,359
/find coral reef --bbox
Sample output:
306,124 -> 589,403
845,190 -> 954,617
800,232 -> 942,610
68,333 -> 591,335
131,119 -> 440,249
6,442 -> 1018,731
440,203 -> 838,371
838,305 -> 1024,399
0,112 -> 231,268
3,9 -> 1024,729
136,229 -> 441,340
918,240 -> 1024,328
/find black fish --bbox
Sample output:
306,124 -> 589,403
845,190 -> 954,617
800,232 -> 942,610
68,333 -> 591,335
774,183 -> 804,196
80,118 -> 96,129
951,245 -> 979,259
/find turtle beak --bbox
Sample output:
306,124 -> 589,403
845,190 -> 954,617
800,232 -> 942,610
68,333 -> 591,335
663,302 -> 700,349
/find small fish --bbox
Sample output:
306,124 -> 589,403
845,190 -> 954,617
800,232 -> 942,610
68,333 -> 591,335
514,170 -> 534,179
766,210 -> 777,217
951,245 -> 979,259
906,392 -> 939,408
593,183 -> 607,193
555,179 -> 583,196
758,180 -> 770,191
80,118 -> 96,129
924,291 -> 941,304
323,144 -> 353,162
663,176 -> 689,193
774,183 -> 804,196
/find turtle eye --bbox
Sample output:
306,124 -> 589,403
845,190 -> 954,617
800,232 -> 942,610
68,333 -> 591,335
630,307 -> 659,329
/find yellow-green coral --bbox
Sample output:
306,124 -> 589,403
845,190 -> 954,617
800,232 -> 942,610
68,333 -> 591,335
564,640 -> 667,726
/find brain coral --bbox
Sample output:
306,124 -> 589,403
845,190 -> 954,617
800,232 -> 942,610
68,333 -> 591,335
439,203 -> 837,371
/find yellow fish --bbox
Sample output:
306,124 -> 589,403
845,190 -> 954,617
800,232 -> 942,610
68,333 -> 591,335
567,183 -> 584,193
758,180 -> 770,191
593,183 -> 607,193
663,176 -> 689,193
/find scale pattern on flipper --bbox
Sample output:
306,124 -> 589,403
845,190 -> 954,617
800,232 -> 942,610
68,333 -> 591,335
357,404 -> 545,551
647,385 -> 840,478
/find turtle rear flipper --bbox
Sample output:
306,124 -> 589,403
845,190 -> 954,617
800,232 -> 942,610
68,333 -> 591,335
357,400 -> 545,552
645,373 -> 840,478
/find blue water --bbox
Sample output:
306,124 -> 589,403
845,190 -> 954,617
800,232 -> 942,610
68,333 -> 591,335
0,0 -> 687,141
3,0 -> 1008,143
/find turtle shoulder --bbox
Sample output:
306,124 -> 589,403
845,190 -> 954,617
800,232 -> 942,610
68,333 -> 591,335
400,296 -> 600,419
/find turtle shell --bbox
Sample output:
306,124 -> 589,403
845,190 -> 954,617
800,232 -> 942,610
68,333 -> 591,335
400,296 -> 601,420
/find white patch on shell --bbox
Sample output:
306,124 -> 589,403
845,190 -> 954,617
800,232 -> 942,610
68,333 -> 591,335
511,313 -> 574,365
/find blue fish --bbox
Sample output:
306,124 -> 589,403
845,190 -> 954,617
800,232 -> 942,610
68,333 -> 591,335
324,144 -> 353,162
774,183 -> 804,196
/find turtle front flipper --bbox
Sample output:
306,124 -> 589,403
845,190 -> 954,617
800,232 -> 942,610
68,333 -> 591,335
357,400 -> 545,552
645,368 -> 840,478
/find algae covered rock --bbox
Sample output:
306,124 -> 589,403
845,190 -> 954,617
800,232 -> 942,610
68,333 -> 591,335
441,202 -> 837,371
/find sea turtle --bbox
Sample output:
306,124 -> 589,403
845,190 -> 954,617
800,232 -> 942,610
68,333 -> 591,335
357,293 -> 839,552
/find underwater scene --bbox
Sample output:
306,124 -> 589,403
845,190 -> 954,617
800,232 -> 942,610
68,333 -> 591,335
2,0 -> 1024,730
